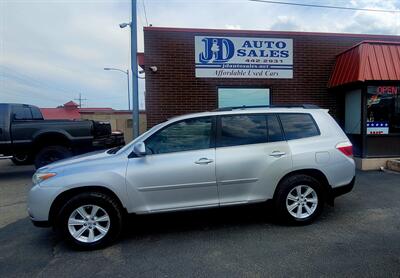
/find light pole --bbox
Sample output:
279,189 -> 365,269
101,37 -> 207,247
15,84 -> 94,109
120,0 -> 139,139
104,67 -> 130,110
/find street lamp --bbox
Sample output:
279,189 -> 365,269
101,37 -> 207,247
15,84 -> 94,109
119,0 -> 139,139
104,67 -> 130,110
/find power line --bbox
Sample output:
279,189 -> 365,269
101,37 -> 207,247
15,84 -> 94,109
1,66 -> 74,103
250,0 -> 400,13
142,0 -> 149,26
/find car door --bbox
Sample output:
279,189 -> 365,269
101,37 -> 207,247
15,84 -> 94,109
10,104 -> 35,154
216,113 -> 292,205
125,116 -> 218,212
0,104 -> 11,155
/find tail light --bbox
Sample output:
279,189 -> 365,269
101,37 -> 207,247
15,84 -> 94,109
336,141 -> 353,157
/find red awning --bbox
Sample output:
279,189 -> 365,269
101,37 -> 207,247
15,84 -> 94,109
328,41 -> 400,88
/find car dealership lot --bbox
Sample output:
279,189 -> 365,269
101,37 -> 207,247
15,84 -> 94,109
0,159 -> 399,277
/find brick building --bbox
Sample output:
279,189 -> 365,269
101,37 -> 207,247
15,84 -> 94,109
142,27 -> 400,169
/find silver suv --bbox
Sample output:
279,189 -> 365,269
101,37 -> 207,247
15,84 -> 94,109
28,106 -> 355,249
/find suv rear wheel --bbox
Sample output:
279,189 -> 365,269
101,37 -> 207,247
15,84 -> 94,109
56,192 -> 123,250
274,174 -> 324,225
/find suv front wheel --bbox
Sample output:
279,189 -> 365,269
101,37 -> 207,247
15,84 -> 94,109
56,192 -> 123,250
274,174 -> 325,225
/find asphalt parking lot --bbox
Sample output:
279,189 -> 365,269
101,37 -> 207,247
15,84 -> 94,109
0,159 -> 399,277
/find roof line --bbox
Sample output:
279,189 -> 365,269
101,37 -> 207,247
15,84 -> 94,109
143,26 -> 400,39
335,40 -> 400,57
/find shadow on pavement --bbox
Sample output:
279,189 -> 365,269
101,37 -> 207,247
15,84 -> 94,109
122,203 -> 283,239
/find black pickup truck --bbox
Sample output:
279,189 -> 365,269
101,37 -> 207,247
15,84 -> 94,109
0,103 -> 125,168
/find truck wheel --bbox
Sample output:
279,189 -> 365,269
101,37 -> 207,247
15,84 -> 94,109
11,153 -> 33,165
274,174 -> 325,225
34,145 -> 72,169
56,192 -> 123,250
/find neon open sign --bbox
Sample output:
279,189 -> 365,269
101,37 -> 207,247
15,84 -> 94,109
376,86 -> 398,95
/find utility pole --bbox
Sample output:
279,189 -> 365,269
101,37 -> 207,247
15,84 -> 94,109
74,93 -> 87,108
119,0 -> 139,138
131,0 -> 139,138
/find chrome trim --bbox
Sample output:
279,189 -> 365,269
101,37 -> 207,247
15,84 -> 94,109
138,181 -> 217,192
219,178 -> 259,186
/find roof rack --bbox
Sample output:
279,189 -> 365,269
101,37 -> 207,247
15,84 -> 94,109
214,104 -> 320,111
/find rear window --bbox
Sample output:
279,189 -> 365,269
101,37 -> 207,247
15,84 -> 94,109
279,113 -> 320,140
13,106 -> 32,120
218,115 -> 267,147
30,107 -> 43,120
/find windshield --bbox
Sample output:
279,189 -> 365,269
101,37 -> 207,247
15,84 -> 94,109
116,123 -> 163,155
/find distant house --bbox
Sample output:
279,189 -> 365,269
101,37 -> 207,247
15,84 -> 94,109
40,101 -> 146,143
40,101 -> 81,120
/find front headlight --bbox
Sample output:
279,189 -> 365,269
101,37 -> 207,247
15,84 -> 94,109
32,172 -> 57,184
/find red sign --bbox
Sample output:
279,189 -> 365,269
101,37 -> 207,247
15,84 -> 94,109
376,86 -> 398,95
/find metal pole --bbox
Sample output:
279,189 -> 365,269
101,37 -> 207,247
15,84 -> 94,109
131,0 -> 139,138
126,70 -> 131,111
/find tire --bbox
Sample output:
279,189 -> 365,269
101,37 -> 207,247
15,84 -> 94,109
34,145 -> 72,169
11,153 -> 32,165
56,192 -> 123,250
274,174 -> 325,225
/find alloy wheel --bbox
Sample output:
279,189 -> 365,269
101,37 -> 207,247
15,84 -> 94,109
68,205 -> 111,243
286,185 -> 318,219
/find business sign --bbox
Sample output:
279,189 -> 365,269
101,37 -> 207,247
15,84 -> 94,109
376,86 -> 398,95
195,36 -> 293,78
367,122 -> 389,135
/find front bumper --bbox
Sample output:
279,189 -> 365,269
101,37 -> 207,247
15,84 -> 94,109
28,184 -> 60,224
31,220 -> 51,227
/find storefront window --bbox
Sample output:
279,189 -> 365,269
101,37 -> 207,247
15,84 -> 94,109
218,88 -> 270,108
367,86 -> 400,135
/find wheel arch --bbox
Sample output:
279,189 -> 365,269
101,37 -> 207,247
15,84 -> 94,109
33,131 -> 71,152
48,186 -> 127,225
273,168 -> 332,201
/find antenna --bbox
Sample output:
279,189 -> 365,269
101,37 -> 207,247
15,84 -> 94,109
74,93 -> 87,108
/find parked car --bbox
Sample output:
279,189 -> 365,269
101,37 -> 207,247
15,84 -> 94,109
28,105 -> 355,249
0,103 -> 125,168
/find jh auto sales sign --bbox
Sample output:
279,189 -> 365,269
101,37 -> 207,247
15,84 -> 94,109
195,36 -> 293,78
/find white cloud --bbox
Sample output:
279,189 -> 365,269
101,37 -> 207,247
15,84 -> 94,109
1,0 -> 399,110
225,24 -> 242,30
269,16 -> 304,32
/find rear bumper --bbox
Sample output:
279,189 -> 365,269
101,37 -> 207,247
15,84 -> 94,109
331,176 -> 355,199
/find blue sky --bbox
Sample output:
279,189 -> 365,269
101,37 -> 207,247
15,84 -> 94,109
1,0 -> 399,110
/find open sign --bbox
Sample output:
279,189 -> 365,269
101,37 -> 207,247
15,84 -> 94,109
376,86 -> 398,95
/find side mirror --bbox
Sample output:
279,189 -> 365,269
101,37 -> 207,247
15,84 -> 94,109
133,142 -> 146,156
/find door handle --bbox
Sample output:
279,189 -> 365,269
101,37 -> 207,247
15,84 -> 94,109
269,151 -> 286,157
195,158 -> 214,165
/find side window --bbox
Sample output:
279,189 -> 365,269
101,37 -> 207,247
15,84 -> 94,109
218,115 -> 267,147
145,117 -> 212,155
267,114 -> 284,142
13,106 -> 32,120
30,107 -> 43,120
279,113 -> 320,140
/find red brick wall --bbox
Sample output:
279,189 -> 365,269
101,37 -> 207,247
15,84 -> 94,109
144,27 -> 399,127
